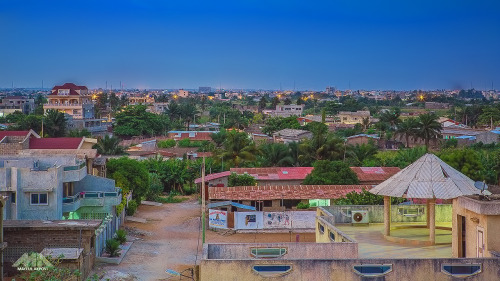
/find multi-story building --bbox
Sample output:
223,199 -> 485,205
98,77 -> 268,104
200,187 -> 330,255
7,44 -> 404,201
0,155 -> 121,220
0,96 -> 35,116
264,104 -> 304,117
337,111 -> 370,124
177,89 -> 189,98
44,83 -> 94,119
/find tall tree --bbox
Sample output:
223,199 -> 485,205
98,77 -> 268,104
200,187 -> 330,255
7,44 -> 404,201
94,135 -> 126,155
416,113 -> 442,149
259,143 -> 294,167
396,118 -> 419,147
220,130 -> 258,167
347,142 -> 378,166
44,109 -> 67,137
303,160 -> 359,185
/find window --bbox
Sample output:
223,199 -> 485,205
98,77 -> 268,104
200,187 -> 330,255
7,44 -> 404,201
31,193 -> 48,205
250,248 -> 287,258
252,265 -> 292,277
329,231 -> 336,241
441,264 -> 481,277
10,192 -> 16,204
353,264 -> 392,277
263,200 -> 272,207
318,223 -> 325,234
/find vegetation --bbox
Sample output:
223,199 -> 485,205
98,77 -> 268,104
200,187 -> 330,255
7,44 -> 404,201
115,229 -> 127,245
296,202 -> 310,209
105,239 -> 121,257
94,135 -> 126,155
126,200 -> 138,216
107,157 -> 150,201
157,139 -> 176,148
303,160 -> 359,185
333,189 -> 406,205
228,172 -> 257,187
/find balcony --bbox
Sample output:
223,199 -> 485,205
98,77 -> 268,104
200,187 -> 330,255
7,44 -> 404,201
63,161 -> 87,182
62,188 -> 122,213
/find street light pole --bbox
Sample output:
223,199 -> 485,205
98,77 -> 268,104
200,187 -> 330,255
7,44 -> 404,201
201,157 -> 206,244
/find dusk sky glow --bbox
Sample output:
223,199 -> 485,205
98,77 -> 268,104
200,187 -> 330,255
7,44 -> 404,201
1,0 -> 499,90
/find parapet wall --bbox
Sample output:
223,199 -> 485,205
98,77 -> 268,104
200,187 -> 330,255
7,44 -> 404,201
200,258 -> 500,281
205,242 -> 358,260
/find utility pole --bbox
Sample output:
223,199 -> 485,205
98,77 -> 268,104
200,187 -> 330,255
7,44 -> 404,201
0,196 -> 7,281
201,157 -> 206,244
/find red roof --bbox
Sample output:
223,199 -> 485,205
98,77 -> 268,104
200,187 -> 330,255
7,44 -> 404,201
0,131 -> 31,139
171,132 -> 213,141
209,185 -> 373,200
230,167 -> 314,181
29,138 -> 83,149
195,171 -> 231,184
350,167 -> 401,183
50,83 -> 88,96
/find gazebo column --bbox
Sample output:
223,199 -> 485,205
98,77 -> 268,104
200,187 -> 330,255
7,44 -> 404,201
384,196 -> 391,236
426,200 -> 431,228
429,198 -> 436,245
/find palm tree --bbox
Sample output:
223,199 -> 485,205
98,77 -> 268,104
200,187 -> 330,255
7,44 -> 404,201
179,102 -> 199,130
44,109 -> 67,137
346,142 -> 378,166
416,113 -> 442,149
94,135 -> 126,155
221,130 -> 258,167
396,118 -> 419,148
260,143 -> 294,167
379,107 -> 401,130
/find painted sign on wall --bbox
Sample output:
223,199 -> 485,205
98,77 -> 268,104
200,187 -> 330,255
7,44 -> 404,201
235,212 -> 263,229
209,209 -> 228,229
264,212 -> 291,228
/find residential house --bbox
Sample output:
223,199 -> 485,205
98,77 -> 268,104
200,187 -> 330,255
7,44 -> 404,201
337,111 -> 370,124
168,130 -> 215,142
272,129 -> 312,143
264,104 -> 304,117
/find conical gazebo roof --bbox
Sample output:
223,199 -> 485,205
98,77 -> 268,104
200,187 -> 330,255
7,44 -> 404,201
370,153 -> 481,199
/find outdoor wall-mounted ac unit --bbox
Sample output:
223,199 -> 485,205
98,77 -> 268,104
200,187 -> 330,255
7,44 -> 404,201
351,210 -> 369,224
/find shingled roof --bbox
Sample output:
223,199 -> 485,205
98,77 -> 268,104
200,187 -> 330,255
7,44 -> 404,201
370,153 -> 481,199
209,185 -> 373,200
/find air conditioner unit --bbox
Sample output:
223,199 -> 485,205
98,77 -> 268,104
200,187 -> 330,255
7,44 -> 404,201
351,210 -> 369,224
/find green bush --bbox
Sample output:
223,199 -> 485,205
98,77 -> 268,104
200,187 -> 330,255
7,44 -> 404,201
126,200 -> 138,216
182,184 -> 197,195
115,229 -> 127,245
105,239 -> 121,257
228,173 -> 257,187
296,202 -> 310,209
156,192 -> 189,203
157,139 -> 176,148
178,138 -> 205,147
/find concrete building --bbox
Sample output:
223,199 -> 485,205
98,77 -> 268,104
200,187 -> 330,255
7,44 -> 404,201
453,195 -> 500,258
0,155 -> 121,220
44,83 -> 93,119
128,95 -> 154,105
177,89 -> 189,98
265,104 -> 304,117
337,111 -> 370,124
272,129 -> 312,143
0,96 -> 35,116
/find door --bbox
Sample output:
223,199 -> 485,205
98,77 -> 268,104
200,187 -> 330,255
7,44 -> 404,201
477,227 -> 484,258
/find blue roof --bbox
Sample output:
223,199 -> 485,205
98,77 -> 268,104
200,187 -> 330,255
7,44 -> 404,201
491,130 -> 500,135
346,134 -> 380,139
207,201 -> 256,210
455,135 -> 476,140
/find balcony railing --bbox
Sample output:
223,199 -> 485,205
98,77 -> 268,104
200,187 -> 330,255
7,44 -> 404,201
63,161 -> 86,171
62,188 -> 122,212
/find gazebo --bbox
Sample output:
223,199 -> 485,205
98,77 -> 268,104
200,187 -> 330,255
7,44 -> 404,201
370,153 -> 481,244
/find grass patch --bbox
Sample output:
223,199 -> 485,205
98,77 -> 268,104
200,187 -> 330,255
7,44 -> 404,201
156,194 -> 189,204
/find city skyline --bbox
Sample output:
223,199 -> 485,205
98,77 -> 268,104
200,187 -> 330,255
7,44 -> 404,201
1,0 -> 499,90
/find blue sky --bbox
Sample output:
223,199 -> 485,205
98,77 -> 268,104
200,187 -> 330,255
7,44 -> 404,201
1,0 -> 499,90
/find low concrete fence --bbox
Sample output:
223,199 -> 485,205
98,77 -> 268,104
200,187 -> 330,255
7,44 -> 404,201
200,258 -> 500,281
322,204 -> 452,223
205,242 -> 358,260
95,208 -> 125,257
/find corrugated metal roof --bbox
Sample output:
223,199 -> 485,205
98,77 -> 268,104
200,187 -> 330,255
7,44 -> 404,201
370,153 -> 481,199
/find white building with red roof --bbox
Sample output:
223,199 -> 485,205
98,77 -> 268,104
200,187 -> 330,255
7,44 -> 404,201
44,83 -> 94,119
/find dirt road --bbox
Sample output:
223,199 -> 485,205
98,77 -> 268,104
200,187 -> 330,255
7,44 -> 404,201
93,197 -> 314,280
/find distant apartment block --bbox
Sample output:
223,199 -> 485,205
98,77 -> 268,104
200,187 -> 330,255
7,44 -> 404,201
199,86 -> 212,94
128,95 -> 154,105
337,110 -> 370,124
0,96 -> 35,116
177,89 -> 189,98
265,104 -> 304,117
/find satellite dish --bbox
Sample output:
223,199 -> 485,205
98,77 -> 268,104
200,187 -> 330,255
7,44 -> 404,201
474,181 -> 488,190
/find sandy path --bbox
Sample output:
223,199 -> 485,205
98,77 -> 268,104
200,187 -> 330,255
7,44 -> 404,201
93,198 -> 315,280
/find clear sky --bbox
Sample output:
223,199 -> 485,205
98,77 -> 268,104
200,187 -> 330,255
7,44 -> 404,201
1,0 -> 499,90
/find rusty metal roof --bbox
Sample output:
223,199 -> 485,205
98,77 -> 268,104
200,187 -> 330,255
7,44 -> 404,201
370,153 -> 481,199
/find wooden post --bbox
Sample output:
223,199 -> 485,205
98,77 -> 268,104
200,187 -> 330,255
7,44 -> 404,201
426,200 -> 431,228
384,196 -> 391,237
429,199 -> 436,245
